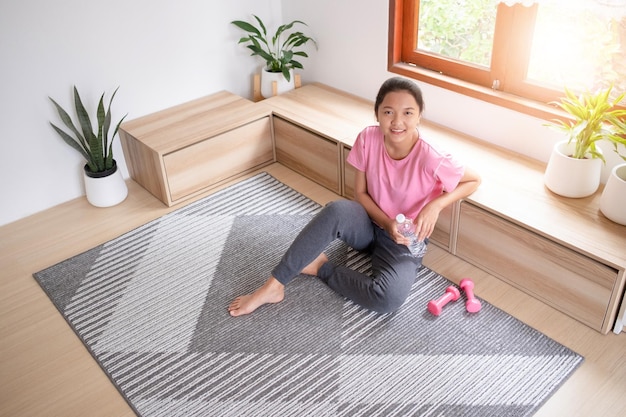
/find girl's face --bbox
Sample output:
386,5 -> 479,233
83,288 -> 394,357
376,90 -> 422,146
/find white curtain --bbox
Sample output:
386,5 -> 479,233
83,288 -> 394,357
496,0 -> 626,18
497,0 -> 538,5
496,0 -> 626,6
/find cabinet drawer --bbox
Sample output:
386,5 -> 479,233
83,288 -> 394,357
274,117 -> 340,194
164,117 -> 273,203
457,202 -> 617,331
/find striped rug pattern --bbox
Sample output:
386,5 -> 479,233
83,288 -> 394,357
34,172 -> 583,417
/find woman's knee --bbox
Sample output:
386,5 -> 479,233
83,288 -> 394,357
321,200 -> 372,245
323,200 -> 366,219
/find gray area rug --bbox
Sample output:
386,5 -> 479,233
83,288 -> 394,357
34,172 -> 583,417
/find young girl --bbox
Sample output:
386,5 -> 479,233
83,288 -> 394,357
228,77 -> 481,316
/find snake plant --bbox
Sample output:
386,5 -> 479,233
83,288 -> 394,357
49,87 -> 127,173
549,86 -> 626,162
231,15 -> 317,82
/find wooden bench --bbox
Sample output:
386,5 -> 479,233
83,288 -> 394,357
120,83 -> 626,334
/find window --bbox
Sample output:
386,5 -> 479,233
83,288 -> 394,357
388,0 -> 626,119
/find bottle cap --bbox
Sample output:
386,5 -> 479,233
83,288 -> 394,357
396,214 -> 406,223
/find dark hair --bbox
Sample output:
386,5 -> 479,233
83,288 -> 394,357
374,77 -> 425,116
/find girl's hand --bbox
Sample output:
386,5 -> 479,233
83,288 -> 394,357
413,166 -> 481,241
414,202 -> 441,242
386,217 -> 411,246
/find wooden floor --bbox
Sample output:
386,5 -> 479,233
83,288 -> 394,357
1,163 -> 625,417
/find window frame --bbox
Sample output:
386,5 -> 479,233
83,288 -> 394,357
388,0 -> 565,121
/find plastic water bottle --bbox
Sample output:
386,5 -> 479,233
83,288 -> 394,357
395,213 -> 427,257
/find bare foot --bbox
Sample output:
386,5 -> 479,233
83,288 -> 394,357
301,252 -> 329,276
228,277 -> 285,317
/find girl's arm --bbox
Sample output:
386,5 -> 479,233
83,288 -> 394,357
415,166 -> 481,241
353,169 -> 407,244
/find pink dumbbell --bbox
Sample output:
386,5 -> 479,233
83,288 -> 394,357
460,278 -> 482,313
427,286 -> 461,316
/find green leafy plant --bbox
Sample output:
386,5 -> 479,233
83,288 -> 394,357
49,87 -> 127,173
231,15 -> 317,82
549,85 -> 626,162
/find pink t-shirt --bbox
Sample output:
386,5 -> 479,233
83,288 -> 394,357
346,125 -> 464,221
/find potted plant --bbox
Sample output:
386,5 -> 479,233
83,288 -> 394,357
231,14 -> 317,98
49,86 -> 128,207
544,85 -> 626,198
600,162 -> 626,225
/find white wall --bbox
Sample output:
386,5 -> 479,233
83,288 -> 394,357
1,0 -> 622,226
0,0 -> 282,226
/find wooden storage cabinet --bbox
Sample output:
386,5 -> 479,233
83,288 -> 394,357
273,116 -> 341,194
119,92 -> 273,206
456,202 -> 618,331
121,83 -> 626,334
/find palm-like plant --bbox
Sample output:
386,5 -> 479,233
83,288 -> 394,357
231,15 -> 317,82
549,86 -> 626,162
49,87 -> 127,173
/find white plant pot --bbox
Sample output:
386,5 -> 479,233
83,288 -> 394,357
544,140 -> 603,198
600,163 -> 626,225
261,69 -> 295,99
83,160 -> 128,207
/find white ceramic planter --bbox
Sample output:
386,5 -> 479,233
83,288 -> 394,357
600,163 -> 626,225
544,140 -> 603,198
83,160 -> 128,207
261,69 -> 295,99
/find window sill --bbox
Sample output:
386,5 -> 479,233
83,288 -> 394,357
389,62 -> 564,122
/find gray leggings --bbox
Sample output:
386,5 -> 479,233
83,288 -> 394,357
272,200 -> 424,313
